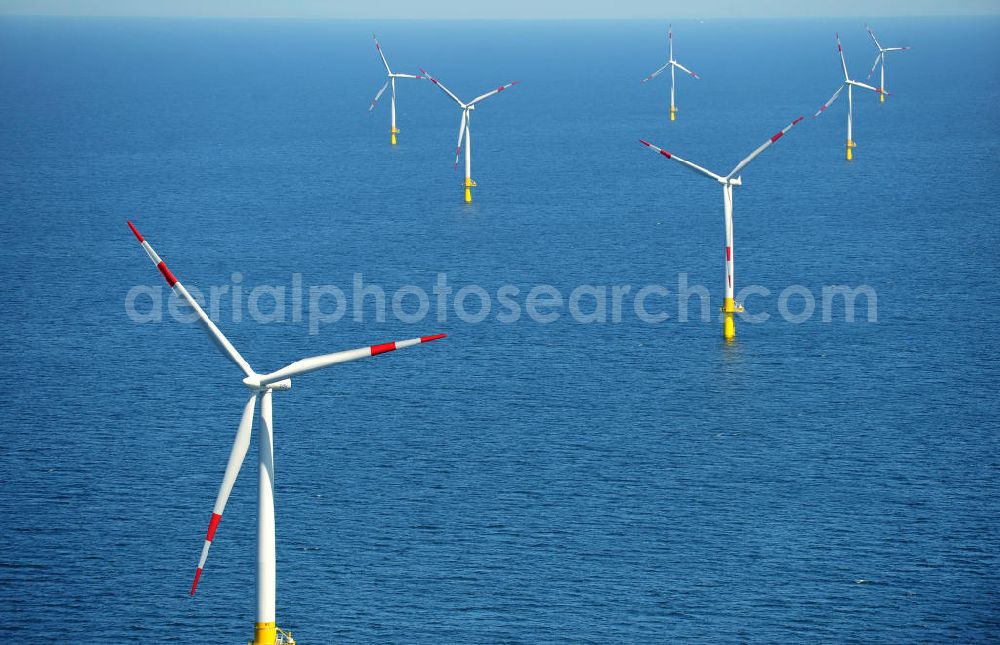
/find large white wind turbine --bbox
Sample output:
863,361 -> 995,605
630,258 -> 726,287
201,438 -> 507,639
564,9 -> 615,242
813,33 -> 887,160
865,24 -> 911,103
638,116 -> 804,341
127,221 -> 446,645
369,35 -> 424,145
642,24 -> 700,122
419,68 -> 517,203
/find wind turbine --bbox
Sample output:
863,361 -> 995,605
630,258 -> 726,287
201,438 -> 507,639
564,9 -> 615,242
638,116 -> 804,341
865,24 -> 911,103
642,24 -> 700,122
369,35 -> 423,145
419,68 -> 517,203
126,221 -> 446,645
813,33 -> 887,161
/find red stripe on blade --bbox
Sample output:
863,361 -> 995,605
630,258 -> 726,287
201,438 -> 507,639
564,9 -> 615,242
127,220 -> 144,242
770,131 -> 784,143
190,568 -> 203,596
205,513 -> 222,541
659,150 -> 672,159
371,342 -> 397,356
726,246 -> 732,261
157,261 -> 178,287
421,333 -> 447,343
792,117 -> 804,125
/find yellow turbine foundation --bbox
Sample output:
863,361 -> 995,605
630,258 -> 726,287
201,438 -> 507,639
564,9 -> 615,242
846,139 -> 855,161
721,297 -> 743,341
880,92 -> 885,103
391,127 -> 399,145
670,106 -> 677,121
252,621 -> 276,645
464,177 -> 476,203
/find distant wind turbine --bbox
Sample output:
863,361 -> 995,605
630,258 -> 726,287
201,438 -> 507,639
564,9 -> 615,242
642,24 -> 700,122
865,24 -> 911,103
639,116 -> 804,341
420,68 -> 518,203
369,35 -> 424,145
813,33 -> 887,161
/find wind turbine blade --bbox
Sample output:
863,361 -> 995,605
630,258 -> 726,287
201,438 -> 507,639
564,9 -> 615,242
885,46 -> 911,52
419,68 -> 465,107
726,116 -> 804,180
127,221 -> 254,377
668,24 -> 673,60
672,60 -> 700,79
867,52 -> 883,80
369,80 -> 390,112
373,34 -> 392,74
454,110 -> 467,169
641,62 -> 670,83
836,33 -> 849,81
866,25 -> 883,50
850,80 -> 886,94
638,139 -> 722,182
468,81 -> 518,106
392,73 -> 423,79
190,392 -> 257,596
258,334 -> 447,385
812,84 -> 846,117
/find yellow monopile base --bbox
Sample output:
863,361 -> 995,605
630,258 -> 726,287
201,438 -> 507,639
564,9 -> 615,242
391,127 -> 399,145
670,107 -> 676,121
252,621 -> 276,645
464,177 -> 476,203
721,297 -> 743,341
880,92 -> 885,103
846,139 -> 855,161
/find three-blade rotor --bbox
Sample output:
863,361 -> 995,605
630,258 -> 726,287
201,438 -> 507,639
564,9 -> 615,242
127,221 -> 446,596
369,35 -> 424,112
420,68 -> 518,167
641,24 -> 700,83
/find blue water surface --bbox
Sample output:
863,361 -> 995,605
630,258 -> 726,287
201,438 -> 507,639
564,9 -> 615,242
0,15 -> 998,643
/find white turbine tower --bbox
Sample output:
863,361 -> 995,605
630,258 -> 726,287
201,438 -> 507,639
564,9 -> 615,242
638,116 -> 804,341
865,24 -> 911,103
419,68 -> 517,203
642,24 -> 700,122
127,221 -> 446,645
369,35 -> 423,145
813,33 -> 887,161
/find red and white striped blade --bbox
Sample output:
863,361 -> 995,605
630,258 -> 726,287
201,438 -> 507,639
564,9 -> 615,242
373,34 -> 392,74
127,221 -> 254,377
836,33 -> 849,80
419,68 -> 465,107
673,60 -> 700,79
642,62 -> 670,83
258,334 -> 446,386
813,84 -> 846,118
638,139 -> 722,182
850,80 -> 886,94
454,110 -> 467,169
190,392 -> 258,596
468,81 -> 518,106
866,25 -> 883,50
369,80 -> 389,112
867,52 -> 883,80
726,116 -> 804,180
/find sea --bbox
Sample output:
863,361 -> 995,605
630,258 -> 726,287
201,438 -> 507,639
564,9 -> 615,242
0,15 -> 998,643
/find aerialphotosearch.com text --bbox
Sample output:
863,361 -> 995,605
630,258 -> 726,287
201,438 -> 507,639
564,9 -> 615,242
124,272 -> 878,334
